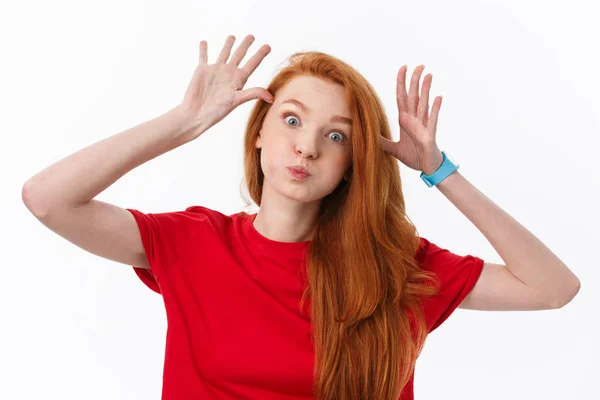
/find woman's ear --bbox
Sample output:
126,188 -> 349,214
255,131 -> 262,149
343,165 -> 352,181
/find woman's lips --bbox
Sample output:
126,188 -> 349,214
287,167 -> 310,179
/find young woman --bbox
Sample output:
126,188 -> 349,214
23,34 -> 581,400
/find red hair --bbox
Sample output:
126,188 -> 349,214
242,51 -> 440,400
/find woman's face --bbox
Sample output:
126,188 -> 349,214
256,75 -> 353,203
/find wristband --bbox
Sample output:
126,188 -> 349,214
420,151 -> 459,188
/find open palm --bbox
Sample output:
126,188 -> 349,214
380,65 -> 444,175
180,35 -> 273,136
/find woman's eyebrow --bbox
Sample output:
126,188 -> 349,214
281,98 -> 352,126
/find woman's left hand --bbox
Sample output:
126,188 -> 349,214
380,65 -> 444,175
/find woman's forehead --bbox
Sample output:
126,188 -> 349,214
275,76 -> 351,117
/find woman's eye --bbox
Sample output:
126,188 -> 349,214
284,114 -> 346,143
284,115 -> 300,126
327,132 -> 345,143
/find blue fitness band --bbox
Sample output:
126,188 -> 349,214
420,151 -> 459,188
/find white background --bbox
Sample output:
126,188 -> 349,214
2,0 -> 598,399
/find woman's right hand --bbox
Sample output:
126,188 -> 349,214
178,34 -> 274,139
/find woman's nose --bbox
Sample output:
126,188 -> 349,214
295,141 -> 318,159
294,132 -> 320,158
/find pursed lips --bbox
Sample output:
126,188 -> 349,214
288,166 -> 310,175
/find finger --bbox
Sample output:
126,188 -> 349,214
428,96 -> 442,140
235,87 -> 274,106
199,40 -> 208,65
379,135 -> 397,157
240,44 -> 272,77
408,65 -> 425,116
417,74 -> 432,126
216,35 -> 236,64
396,65 -> 409,116
229,34 -> 255,66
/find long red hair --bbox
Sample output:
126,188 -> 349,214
242,51 -> 440,399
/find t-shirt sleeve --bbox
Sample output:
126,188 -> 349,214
126,207 -> 199,294
416,237 -> 485,333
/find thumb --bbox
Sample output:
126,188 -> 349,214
236,87 -> 274,106
379,135 -> 397,156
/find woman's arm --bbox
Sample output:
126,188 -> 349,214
22,106 -> 199,215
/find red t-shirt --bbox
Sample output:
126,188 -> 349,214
127,205 -> 484,399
